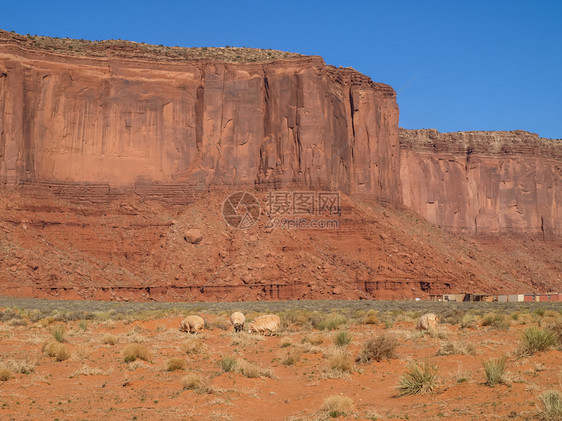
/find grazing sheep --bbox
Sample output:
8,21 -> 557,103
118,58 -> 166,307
248,315 -> 281,335
230,312 -> 246,333
417,313 -> 439,331
179,315 -> 205,334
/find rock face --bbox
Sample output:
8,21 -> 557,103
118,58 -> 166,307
400,129 -> 561,237
0,30 -> 400,204
0,31 -> 561,303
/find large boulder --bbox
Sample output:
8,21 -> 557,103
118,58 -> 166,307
417,313 -> 438,331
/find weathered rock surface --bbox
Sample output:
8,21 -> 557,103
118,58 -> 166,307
400,129 -> 561,237
184,229 -> 203,244
0,31 -> 560,302
0,30 -> 400,204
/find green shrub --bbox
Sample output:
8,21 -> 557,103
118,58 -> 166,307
538,389 -> 562,421
483,355 -> 507,386
518,327 -> 556,356
546,321 -> 562,349
313,313 -> 347,331
439,308 -> 465,325
397,361 -> 438,396
50,325 -> 66,343
534,308 -> 546,317
333,331 -> 353,347
481,313 -> 509,330
460,314 -> 478,329
356,334 -> 398,363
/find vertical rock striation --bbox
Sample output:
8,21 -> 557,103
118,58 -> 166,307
400,128 -> 561,236
0,31 -> 400,204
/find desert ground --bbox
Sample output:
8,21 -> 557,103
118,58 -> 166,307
0,298 -> 561,421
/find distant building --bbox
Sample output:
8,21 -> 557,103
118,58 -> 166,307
523,293 -> 562,302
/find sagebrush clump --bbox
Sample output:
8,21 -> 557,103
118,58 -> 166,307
357,333 -> 398,363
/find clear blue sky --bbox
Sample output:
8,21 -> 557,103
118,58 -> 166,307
2,0 -> 561,139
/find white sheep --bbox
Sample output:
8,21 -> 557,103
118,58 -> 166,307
248,314 -> 280,335
417,313 -> 439,331
230,311 -> 246,333
179,315 -> 205,334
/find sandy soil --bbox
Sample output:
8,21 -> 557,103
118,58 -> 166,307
0,308 -> 560,420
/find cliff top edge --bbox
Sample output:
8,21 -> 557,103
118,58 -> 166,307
399,128 -> 561,159
0,29 -> 309,64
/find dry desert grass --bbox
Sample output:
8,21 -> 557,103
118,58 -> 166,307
0,299 -> 560,420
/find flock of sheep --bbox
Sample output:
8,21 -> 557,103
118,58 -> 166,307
179,312 -> 281,335
179,311 -> 439,335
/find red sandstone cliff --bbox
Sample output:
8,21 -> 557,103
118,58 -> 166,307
0,31 -> 560,302
0,30 -> 400,204
400,129 -> 561,237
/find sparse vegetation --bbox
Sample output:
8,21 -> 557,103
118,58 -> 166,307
363,310 -> 379,325
4,359 -> 35,374
546,320 -> 562,349
322,395 -> 354,418
4,32 -> 303,63
356,333 -> 398,363
437,341 -> 475,356
0,368 -> 13,381
165,357 -> 186,371
301,333 -> 325,345
0,298 -> 560,419
518,327 -> 557,356
50,325 -> 66,343
483,355 -> 507,386
333,331 -> 353,347
182,374 -> 212,393
43,341 -> 71,361
70,365 -> 104,378
122,344 -> 151,363
236,359 -> 262,378
538,389 -> 562,421
280,337 -> 292,348
182,336 -> 207,354
313,313 -> 347,331
219,356 -> 237,373
282,348 -> 303,366
397,361 -> 438,396
481,313 -> 510,330
102,334 -> 118,345
328,350 -> 354,374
